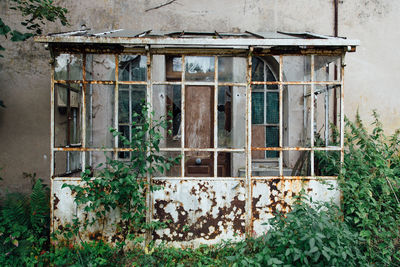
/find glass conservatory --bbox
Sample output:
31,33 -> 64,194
36,30 -> 358,246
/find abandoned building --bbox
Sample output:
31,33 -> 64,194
34,30 -> 358,246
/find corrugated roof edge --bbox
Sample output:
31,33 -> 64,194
34,29 -> 360,47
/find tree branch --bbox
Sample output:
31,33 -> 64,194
145,0 -> 177,12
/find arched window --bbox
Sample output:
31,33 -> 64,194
251,57 -> 279,159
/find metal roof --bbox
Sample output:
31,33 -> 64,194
34,29 -> 359,48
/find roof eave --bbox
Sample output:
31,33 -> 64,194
34,36 -> 360,48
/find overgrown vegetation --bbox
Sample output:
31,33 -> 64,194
60,104 -> 180,252
340,112 -> 400,265
1,111 -> 399,266
0,178 -> 50,266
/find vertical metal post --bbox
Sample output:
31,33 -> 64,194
181,55 -> 186,178
145,50 -> 152,244
325,63 -> 330,147
81,53 -> 87,170
50,58 -> 55,177
279,56 -> 283,176
50,52 -> 55,243
114,55 -> 119,160
214,56 -> 218,177
245,48 -> 253,234
129,61 -> 133,147
340,54 -> 345,165
310,55 -> 315,176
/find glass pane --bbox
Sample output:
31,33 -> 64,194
54,84 -> 82,147
54,54 -> 83,80
217,152 -> 246,177
314,56 -> 341,82
118,85 -> 146,124
117,125 -> 130,159
118,90 -> 129,124
172,57 -> 182,72
218,57 -> 246,83
86,84 -> 114,148
252,92 -> 264,124
283,151 -> 311,176
314,150 -> 340,176
266,126 -> 279,158
153,85 -> 181,148
251,56 -> 278,89
185,56 -> 214,81
282,85 -> 311,148
185,152 -> 214,177
314,85 -> 341,147
54,152 -> 82,177
218,86 -> 246,148
118,55 -> 147,81
282,55 -> 311,82
86,54 -> 115,81
266,92 -> 279,124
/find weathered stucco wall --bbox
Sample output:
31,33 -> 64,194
0,0 -> 399,191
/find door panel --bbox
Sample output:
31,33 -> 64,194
185,86 -> 214,176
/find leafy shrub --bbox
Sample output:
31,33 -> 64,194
0,179 -> 50,266
339,112 -> 400,265
63,104 -> 180,251
222,198 -> 366,267
49,240 -> 121,267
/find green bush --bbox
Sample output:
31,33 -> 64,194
0,179 -> 50,266
49,240 -> 121,267
221,199 -> 366,267
63,104 -> 180,252
339,112 -> 400,265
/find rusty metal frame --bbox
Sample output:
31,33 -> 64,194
49,45 -> 347,242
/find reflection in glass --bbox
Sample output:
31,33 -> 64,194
185,56 -> 215,81
119,55 -> 147,81
55,54 -> 83,80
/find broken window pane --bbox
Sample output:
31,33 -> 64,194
54,54 -> 83,80
185,56 -> 214,81
314,85 -> 341,147
314,56 -> 341,82
54,151 -> 82,177
217,152 -> 246,177
118,84 -> 146,158
283,150 -> 311,176
185,152 -> 214,177
118,55 -> 147,81
86,54 -> 115,81
54,83 -> 82,147
153,85 -> 181,148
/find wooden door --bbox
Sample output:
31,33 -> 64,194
185,86 -> 214,176
184,85 -> 231,177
